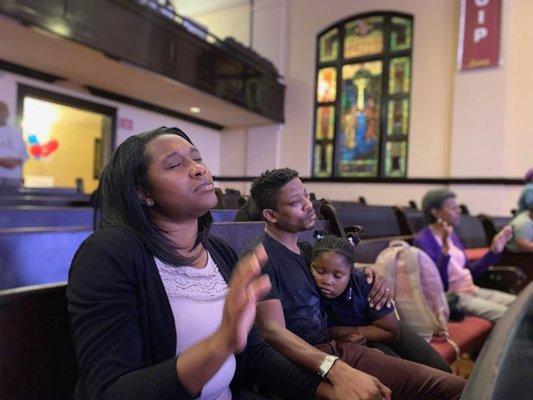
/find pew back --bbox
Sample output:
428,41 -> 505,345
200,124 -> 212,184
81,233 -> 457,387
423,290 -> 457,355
211,209 -> 239,222
460,283 -> 533,399
0,206 -> 94,228
455,215 -> 489,249
479,214 -> 512,243
211,220 -> 332,255
397,207 -> 426,235
322,203 -> 403,239
0,283 -> 77,400
0,227 -> 92,290
0,220 -> 333,290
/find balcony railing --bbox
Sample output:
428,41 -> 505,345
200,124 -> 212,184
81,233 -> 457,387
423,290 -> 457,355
0,0 -> 285,122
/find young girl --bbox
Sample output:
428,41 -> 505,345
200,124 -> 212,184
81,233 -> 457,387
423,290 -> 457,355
310,234 -> 451,372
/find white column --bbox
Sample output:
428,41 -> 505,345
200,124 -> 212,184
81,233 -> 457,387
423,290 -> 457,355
220,128 -> 247,176
246,124 -> 282,175
244,0 -> 288,176
251,0 -> 287,73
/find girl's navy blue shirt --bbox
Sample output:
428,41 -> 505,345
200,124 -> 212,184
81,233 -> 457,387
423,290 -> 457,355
322,268 -> 394,327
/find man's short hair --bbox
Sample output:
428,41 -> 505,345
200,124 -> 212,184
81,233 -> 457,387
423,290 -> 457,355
421,189 -> 456,223
250,168 -> 299,212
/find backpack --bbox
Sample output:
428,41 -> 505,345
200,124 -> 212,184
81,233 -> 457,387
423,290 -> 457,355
372,240 -> 450,341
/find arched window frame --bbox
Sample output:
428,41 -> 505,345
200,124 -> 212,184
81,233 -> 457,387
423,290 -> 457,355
312,11 -> 414,179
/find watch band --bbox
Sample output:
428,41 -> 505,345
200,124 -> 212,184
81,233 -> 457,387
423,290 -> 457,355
318,354 -> 339,378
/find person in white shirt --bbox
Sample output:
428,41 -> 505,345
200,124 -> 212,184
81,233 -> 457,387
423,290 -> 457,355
0,101 -> 28,186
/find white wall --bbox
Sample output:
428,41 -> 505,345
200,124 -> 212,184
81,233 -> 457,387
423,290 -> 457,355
219,127 -> 247,177
448,184 -> 522,216
191,2 -> 251,45
208,0 -> 530,215
502,0 -> 533,177
282,0 -> 459,178
451,0 -> 533,179
0,70 -> 222,176
115,105 -> 221,176
252,0 -> 288,71
7,1 -> 527,215
213,179 -> 524,216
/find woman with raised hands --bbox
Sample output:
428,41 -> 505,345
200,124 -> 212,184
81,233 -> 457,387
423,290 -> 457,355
67,127 -> 322,400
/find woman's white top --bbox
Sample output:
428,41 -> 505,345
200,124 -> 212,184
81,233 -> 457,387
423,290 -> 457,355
155,252 -> 235,400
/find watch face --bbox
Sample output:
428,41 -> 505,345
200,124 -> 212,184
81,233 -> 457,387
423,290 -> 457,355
319,355 -> 338,377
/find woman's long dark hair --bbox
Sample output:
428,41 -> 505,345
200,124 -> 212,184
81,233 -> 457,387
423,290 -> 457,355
93,126 -> 213,266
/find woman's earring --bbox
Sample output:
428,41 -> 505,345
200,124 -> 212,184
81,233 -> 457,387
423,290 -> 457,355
145,199 -> 154,207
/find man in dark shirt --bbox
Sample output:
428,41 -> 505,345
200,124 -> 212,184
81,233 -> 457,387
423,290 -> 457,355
252,232 -> 330,345
249,168 -> 465,400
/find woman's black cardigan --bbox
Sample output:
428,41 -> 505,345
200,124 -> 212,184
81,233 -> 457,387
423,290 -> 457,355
67,226 -> 320,400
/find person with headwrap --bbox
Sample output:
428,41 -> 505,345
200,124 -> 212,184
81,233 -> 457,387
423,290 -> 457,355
517,168 -> 533,214
507,179 -> 533,252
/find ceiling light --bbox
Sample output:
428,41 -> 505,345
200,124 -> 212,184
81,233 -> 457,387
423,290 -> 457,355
190,107 -> 201,113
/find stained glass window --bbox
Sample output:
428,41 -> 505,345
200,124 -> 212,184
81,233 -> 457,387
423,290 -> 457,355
387,99 -> 409,136
317,68 -> 337,103
390,17 -> 412,51
313,12 -> 413,178
385,141 -> 407,177
344,17 -> 384,59
315,106 -> 335,140
313,106 -> 335,177
319,28 -> 339,63
338,62 -> 382,177
313,143 -> 334,177
389,57 -> 411,94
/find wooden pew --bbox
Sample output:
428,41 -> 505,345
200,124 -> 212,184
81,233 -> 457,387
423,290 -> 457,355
394,206 -> 425,235
211,209 -> 239,222
0,227 -> 92,290
321,202 -> 405,240
0,206 -> 94,228
0,218 -> 332,291
0,283 -> 77,400
455,214 -> 490,256
211,220 -> 332,255
460,283 -> 533,399
0,187 -> 90,207
214,189 -> 245,209
0,220 -> 334,399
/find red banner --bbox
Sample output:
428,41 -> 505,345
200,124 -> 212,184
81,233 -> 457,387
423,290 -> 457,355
458,0 -> 502,71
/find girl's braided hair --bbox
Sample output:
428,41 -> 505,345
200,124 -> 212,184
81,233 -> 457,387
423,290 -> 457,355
311,233 -> 360,266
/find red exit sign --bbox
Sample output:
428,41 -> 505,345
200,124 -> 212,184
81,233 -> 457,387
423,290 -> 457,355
119,117 -> 134,131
